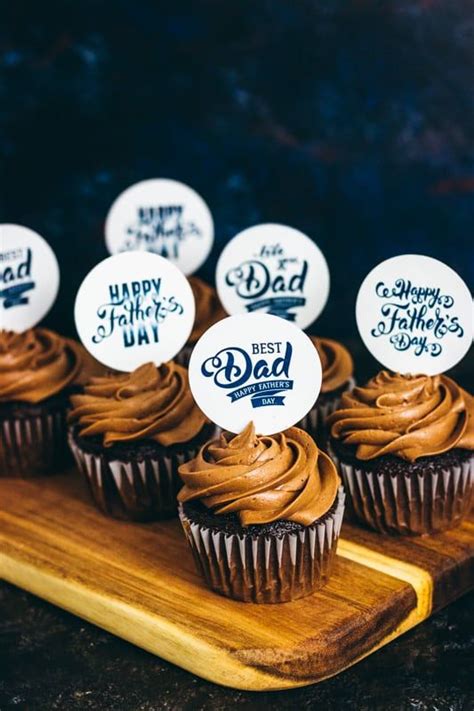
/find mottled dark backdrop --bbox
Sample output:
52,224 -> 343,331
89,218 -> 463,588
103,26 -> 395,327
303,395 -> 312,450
1,0 -> 473,340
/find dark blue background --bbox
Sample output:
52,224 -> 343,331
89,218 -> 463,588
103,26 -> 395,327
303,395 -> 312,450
1,0 -> 473,340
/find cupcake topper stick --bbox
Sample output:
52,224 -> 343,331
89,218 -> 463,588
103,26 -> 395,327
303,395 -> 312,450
356,254 -> 472,376
104,178 -> 214,276
74,252 -> 195,371
0,224 -> 60,332
188,313 -> 322,435
215,223 -> 330,330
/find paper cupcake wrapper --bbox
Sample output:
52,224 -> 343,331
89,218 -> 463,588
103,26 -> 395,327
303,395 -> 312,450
68,430 -> 201,522
338,458 -> 474,536
298,400 -> 334,438
178,487 -> 345,604
174,343 -> 194,368
298,377 -> 356,438
325,442 -> 359,524
1,410 -> 70,477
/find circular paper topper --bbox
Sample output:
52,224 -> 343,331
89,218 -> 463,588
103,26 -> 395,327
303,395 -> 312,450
189,314 -> 322,435
216,223 -> 330,330
356,254 -> 473,376
74,252 -> 195,371
0,224 -> 60,332
104,178 -> 214,276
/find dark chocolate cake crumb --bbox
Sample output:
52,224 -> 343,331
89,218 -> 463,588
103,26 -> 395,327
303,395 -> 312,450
182,496 -> 339,538
0,389 -> 76,419
331,438 -> 473,476
70,422 -> 215,461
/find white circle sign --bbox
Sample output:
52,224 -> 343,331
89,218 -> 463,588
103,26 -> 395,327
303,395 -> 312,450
74,252 -> 195,371
104,178 -> 214,276
356,254 -> 473,376
188,314 -> 322,435
0,224 -> 60,332
215,224 -> 330,329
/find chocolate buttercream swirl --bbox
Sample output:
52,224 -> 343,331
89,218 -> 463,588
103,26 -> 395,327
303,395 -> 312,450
178,422 -> 340,525
68,361 -> 208,447
328,370 -> 474,462
311,337 -> 354,393
188,276 -> 226,343
0,328 -> 97,404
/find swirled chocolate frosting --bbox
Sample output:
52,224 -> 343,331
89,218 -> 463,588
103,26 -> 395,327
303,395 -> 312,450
178,422 -> 340,525
188,276 -> 226,343
310,337 -> 354,393
0,328 -> 98,404
68,361 -> 208,447
328,370 -> 474,462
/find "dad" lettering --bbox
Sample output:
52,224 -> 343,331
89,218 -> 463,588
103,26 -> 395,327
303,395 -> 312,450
225,260 -> 307,300
0,248 -> 32,285
202,341 -> 292,389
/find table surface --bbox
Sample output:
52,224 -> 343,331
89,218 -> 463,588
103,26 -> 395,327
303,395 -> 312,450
0,581 -> 473,710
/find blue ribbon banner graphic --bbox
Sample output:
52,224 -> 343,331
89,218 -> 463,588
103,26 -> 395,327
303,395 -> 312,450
245,297 -> 305,321
0,282 -> 35,308
227,379 -> 293,408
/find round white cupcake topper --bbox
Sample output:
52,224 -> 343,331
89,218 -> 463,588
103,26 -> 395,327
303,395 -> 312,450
216,224 -> 330,330
188,314 -> 322,435
356,254 -> 472,376
74,252 -> 195,371
104,178 -> 214,276
0,224 -> 60,332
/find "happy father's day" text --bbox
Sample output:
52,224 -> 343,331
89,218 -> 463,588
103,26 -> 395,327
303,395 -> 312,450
91,278 -> 183,348
371,278 -> 464,356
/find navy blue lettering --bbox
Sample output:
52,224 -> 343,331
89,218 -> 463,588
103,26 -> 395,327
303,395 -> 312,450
124,205 -> 201,257
0,248 -> 35,308
372,277 -> 464,358
201,342 -> 293,409
91,277 -> 183,347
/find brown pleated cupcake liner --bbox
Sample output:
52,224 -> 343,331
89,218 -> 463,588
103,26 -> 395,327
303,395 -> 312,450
298,377 -> 356,439
338,457 -> 474,536
68,430 -> 202,522
0,410 -> 71,477
325,442 -> 358,523
298,400 -> 335,439
178,487 -> 345,604
174,343 -> 195,368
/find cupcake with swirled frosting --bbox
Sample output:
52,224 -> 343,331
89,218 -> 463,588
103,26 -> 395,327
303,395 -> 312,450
175,277 -> 226,366
0,328 -> 102,477
177,422 -> 345,603
299,337 -> 355,437
67,361 -> 214,521
328,371 -> 474,535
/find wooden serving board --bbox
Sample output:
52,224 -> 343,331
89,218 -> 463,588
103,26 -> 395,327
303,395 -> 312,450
0,473 -> 473,691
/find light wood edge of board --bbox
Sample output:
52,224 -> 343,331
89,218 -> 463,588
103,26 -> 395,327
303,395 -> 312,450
337,538 -> 434,648
0,537 -> 435,692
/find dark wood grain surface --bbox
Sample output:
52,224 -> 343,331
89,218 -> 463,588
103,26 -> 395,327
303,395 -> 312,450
1,473 -> 472,692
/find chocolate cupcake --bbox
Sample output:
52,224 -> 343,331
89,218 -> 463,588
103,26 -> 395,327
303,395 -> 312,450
175,276 -> 226,367
328,371 -> 474,536
0,328 -> 99,477
178,423 -> 345,603
68,361 -> 214,521
299,337 -> 354,437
